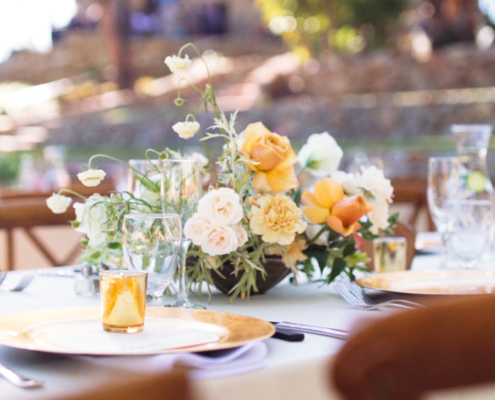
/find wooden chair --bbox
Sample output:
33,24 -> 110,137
63,370 -> 191,400
0,197 -> 80,271
0,181 -> 115,271
391,176 -> 435,231
331,294 -> 495,400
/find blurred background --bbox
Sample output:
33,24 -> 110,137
0,0 -> 494,269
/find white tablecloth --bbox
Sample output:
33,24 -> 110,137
1,254 -> 495,400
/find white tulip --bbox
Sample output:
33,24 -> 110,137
77,169 -> 106,187
172,121 -> 200,139
164,54 -> 192,73
46,193 -> 72,214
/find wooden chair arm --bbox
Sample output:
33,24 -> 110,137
331,295 -> 495,399
0,198 -> 76,229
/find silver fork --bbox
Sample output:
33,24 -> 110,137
0,272 -> 6,285
2,275 -> 35,292
346,281 -> 425,309
0,362 -> 43,389
334,283 -> 417,310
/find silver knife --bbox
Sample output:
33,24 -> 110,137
270,321 -> 349,340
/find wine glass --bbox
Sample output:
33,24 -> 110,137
447,199 -> 493,269
160,159 -> 204,309
122,213 -> 182,304
427,157 -> 460,266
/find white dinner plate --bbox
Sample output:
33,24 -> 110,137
356,269 -> 495,295
0,307 -> 275,355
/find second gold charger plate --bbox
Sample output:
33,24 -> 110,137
0,307 -> 275,356
356,270 -> 495,295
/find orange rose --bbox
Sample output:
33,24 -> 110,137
241,122 -> 298,193
302,178 -> 372,237
326,194 -> 372,237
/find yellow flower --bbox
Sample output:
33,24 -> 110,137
302,177 -> 372,237
301,178 -> 344,223
265,234 -> 308,268
250,194 -> 306,245
241,122 -> 298,193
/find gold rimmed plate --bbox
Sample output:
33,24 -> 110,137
356,270 -> 495,295
0,307 -> 275,356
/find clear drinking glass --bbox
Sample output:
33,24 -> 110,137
447,199 -> 493,269
160,159 -> 204,309
122,213 -> 182,304
427,157 -> 460,266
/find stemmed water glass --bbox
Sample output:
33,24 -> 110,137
122,213 -> 182,304
160,159 -> 204,309
447,199 -> 493,269
427,157 -> 460,266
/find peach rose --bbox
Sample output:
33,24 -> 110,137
326,194 -> 372,237
302,178 -> 372,237
241,122 -> 298,193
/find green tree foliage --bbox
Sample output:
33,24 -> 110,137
256,0 -> 408,59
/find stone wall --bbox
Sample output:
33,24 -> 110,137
0,32 -> 282,85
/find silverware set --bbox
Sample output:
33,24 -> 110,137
334,281 -> 425,311
0,272 -> 35,292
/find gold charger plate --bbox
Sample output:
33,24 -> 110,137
0,307 -> 275,356
356,270 -> 495,295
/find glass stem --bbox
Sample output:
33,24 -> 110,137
440,227 -> 449,268
177,239 -> 191,303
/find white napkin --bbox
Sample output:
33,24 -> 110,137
78,341 -> 268,380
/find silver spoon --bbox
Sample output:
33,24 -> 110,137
0,362 -> 43,389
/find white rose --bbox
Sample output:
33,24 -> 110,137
298,132 -> 343,177
46,193 -> 72,214
73,194 -> 108,247
355,166 -> 393,203
232,224 -> 249,247
200,226 -> 239,256
172,121 -> 200,139
368,200 -> 390,234
77,169 -> 106,187
164,54 -> 191,73
305,223 -> 329,246
197,188 -> 243,227
184,214 -> 211,245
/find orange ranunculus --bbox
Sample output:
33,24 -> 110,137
241,122 -> 298,193
301,178 -> 345,224
325,194 -> 372,237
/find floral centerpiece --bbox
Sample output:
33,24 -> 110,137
47,43 -> 397,302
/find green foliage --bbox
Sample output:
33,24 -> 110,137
255,0 -> 408,58
0,153 -> 21,186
